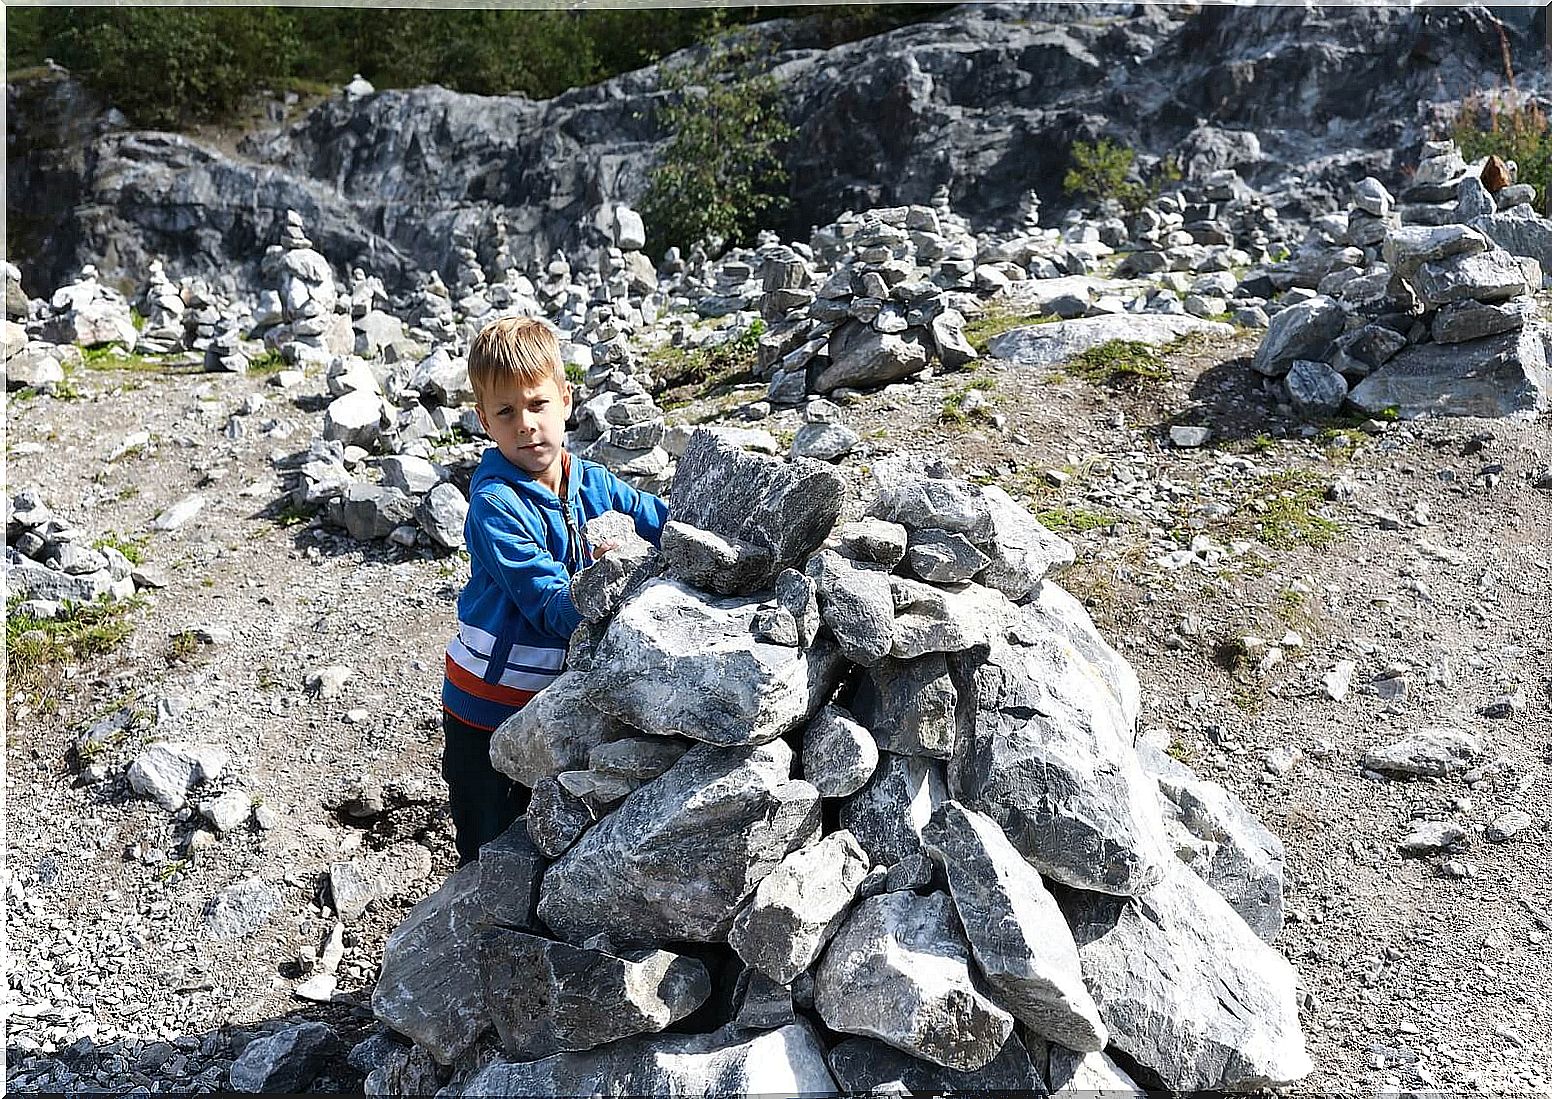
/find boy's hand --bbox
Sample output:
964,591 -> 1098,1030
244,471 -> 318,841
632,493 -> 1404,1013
592,539 -> 621,558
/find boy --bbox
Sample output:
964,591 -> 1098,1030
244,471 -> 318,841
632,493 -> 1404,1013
442,316 -> 668,865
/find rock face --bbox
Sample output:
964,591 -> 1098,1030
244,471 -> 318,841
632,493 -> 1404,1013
11,5 -> 1535,294
814,890 -> 1014,1071
537,741 -> 821,943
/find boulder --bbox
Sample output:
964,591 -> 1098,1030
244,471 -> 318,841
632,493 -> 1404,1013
988,314 -> 1231,368
1361,727 -> 1483,778
490,670 -> 632,787
839,751 -> 946,868
229,1023 -> 341,1093
813,320 -> 929,391
799,705 -> 879,797
1250,295 -> 1343,376
728,829 -> 871,984
1348,323 -> 1548,418
803,549 -> 896,666
477,929 -> 709,1058
826,1032 -> 1046,1094
849,652 -> 958,759
814,890 -> 1013,1071
581,578 -> 844,747
922,800 -> 1108,1052
1061,862 -> 1313,1091
537,740 -> 821,943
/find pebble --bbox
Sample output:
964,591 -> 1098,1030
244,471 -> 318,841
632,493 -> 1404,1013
1169,425 -> 1211,448
1487,809 -> 1533,842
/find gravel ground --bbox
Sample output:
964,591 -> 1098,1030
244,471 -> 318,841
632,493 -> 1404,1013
5,322 -> 1549,1093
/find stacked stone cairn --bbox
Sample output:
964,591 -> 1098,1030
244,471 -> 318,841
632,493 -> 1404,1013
258,210 -> 351,364
451,226 -> 491,322
40,264 -> 138,350
180,277 -> 232,356
4,314 -> 69,396
409,271 -> 459,345
348,268 -> 411,361
134,260 -> 187,354
359,430 -> 1312,1096
6,488 -> 141,611
1249,140 -> 1550,419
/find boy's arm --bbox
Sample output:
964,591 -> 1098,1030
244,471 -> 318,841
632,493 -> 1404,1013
604,471 -> 670,547
467,492 -> 583,640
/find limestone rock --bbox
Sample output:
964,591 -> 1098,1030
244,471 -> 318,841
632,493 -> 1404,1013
1061,862 -> 1312,1091
127,742 -> 229,811
537,740 -> 821,943
804,549 -> 896,666
849,652 -> 958,759
1362,727 -> 1483,778
827,1032 -> 1045,1094
728,829 -> 871,984
229,1022 -> 341,1093
839,751 -> 946,868
490,670 -> 632,787
814,890 -> 1013,1071
989,314 -> 1231,368
799,704 -> 879,797
814,320 -> 929,391
581,578 -> 844,747
1349,323 -> 1548,418
922,800 -> 1107,1052
1250,296 -> 1343,376
478,929 -> 709,1059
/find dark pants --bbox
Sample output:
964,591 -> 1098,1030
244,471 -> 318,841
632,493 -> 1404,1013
442,711 -> 529,866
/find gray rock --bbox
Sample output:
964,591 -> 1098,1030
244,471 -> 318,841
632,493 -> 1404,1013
839,751 -> 946,867
658,520 -> 773,597
834,517 -> 909,568
1250,295 -> 1344,376
127,742 -> 229,811
1398,820 -> 1466,854
929,308 -> 979,369
379,454 -> 443,495
977,485 -> 1075,599
1062,861 -> 1313,1090
814,320 -> 929,391
478,929 -> 709,1058
989,314 -> 1231,367
850,653 -> 958,759
667,428 -> 845,586
947,607 -> 1170,896
1284,358 -> 1348,418
1169,425 -> 1211,448
791,421 -> 860,461
1470,204 -> 1552,272
490,670 -> 632,787
729,829 -> 871,984
582,578 -> 844,747
800,705 -> 879,797
1430,297 -> 1535,344
525,778 -> 596,858
1487,809 -> 1534,842
150,494 -> 207,532
1383,223 -> 1490,280
1138,742 -> 1286,941
408,348 -> 472,406
889,576 -> 1015,659
328,845 -> 433,922
4,559 -> 126,603
1349,324 -> 1548,418
1048,1047 -> 1147,1097
804,549 -> 896,666
1351,176 -> 1394,217
372,863 -> 489,1064
537,740 -> 821,943
229,1022 -> 341,1093
1362,727 -> 1483,777
477,818 -> 545,929
415,482 -> 467,550
775,567 -> 822,648
203,877 -> 283,939
814,890 -> 1013,1070
903,527 -> 992,583
571,519 -> 659,619
587,736 -> 689,784
458,1022 -> 835,1097
730,969 -> 797,1030
1025,580 -> 1142,729
1412,247 -> 1527,306
827,1033 -> 1046,1094
5,348 -> 65,393
341,483 -> 415,541
868,454 -> 995,537
922,800 -> 1107,1051
198,790 -> 252,834
323,388 -> 389,448
1455,175 -> 1496,221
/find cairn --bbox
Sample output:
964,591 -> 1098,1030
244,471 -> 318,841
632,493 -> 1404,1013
42,265 -> 138,350
357,434 -> 1312,1096
258,209 -> 346,364
134,260 -> 186,354
6,488 -> 140,608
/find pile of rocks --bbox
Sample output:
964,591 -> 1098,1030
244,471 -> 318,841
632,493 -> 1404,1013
39,265 -> 138,350
357,431 -> 1311,1096
569,367 -> 673,495
258,210 -> 352,365
133,260 -> 187,354
1249,141 -> 1550,419
6,489 -> 141,608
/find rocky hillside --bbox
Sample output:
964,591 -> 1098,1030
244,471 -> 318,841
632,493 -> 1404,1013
7,3 -> 1544,296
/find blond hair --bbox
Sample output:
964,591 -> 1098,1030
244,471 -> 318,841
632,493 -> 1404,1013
468,316 -> 567,405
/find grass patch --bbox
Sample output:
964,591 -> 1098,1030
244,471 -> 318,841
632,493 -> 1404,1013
246,348 -> 287,375
80,345 -> 199,375
1063,340 -> 1170,389
649,321 -> 764,410
91,531 -> 149,565
939,376 -> 997,426
962,306 -> 1058,352
1036,506 -> 1114,533
1248,471 -> 1342,550
7,595 -> 143,714
165,629 -> 202,663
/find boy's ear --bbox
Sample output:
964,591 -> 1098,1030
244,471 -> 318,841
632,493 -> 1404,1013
474,402 -> 491,436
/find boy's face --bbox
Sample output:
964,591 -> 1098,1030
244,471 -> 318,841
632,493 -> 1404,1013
476,372 -> 573,487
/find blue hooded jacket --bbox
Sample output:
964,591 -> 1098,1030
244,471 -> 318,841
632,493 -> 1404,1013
442,446 -> 667,730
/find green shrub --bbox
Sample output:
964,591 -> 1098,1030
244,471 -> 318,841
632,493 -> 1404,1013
639,21 -> 795,256
1063,139 -> 1179,214
1449,91 -> 1550,212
